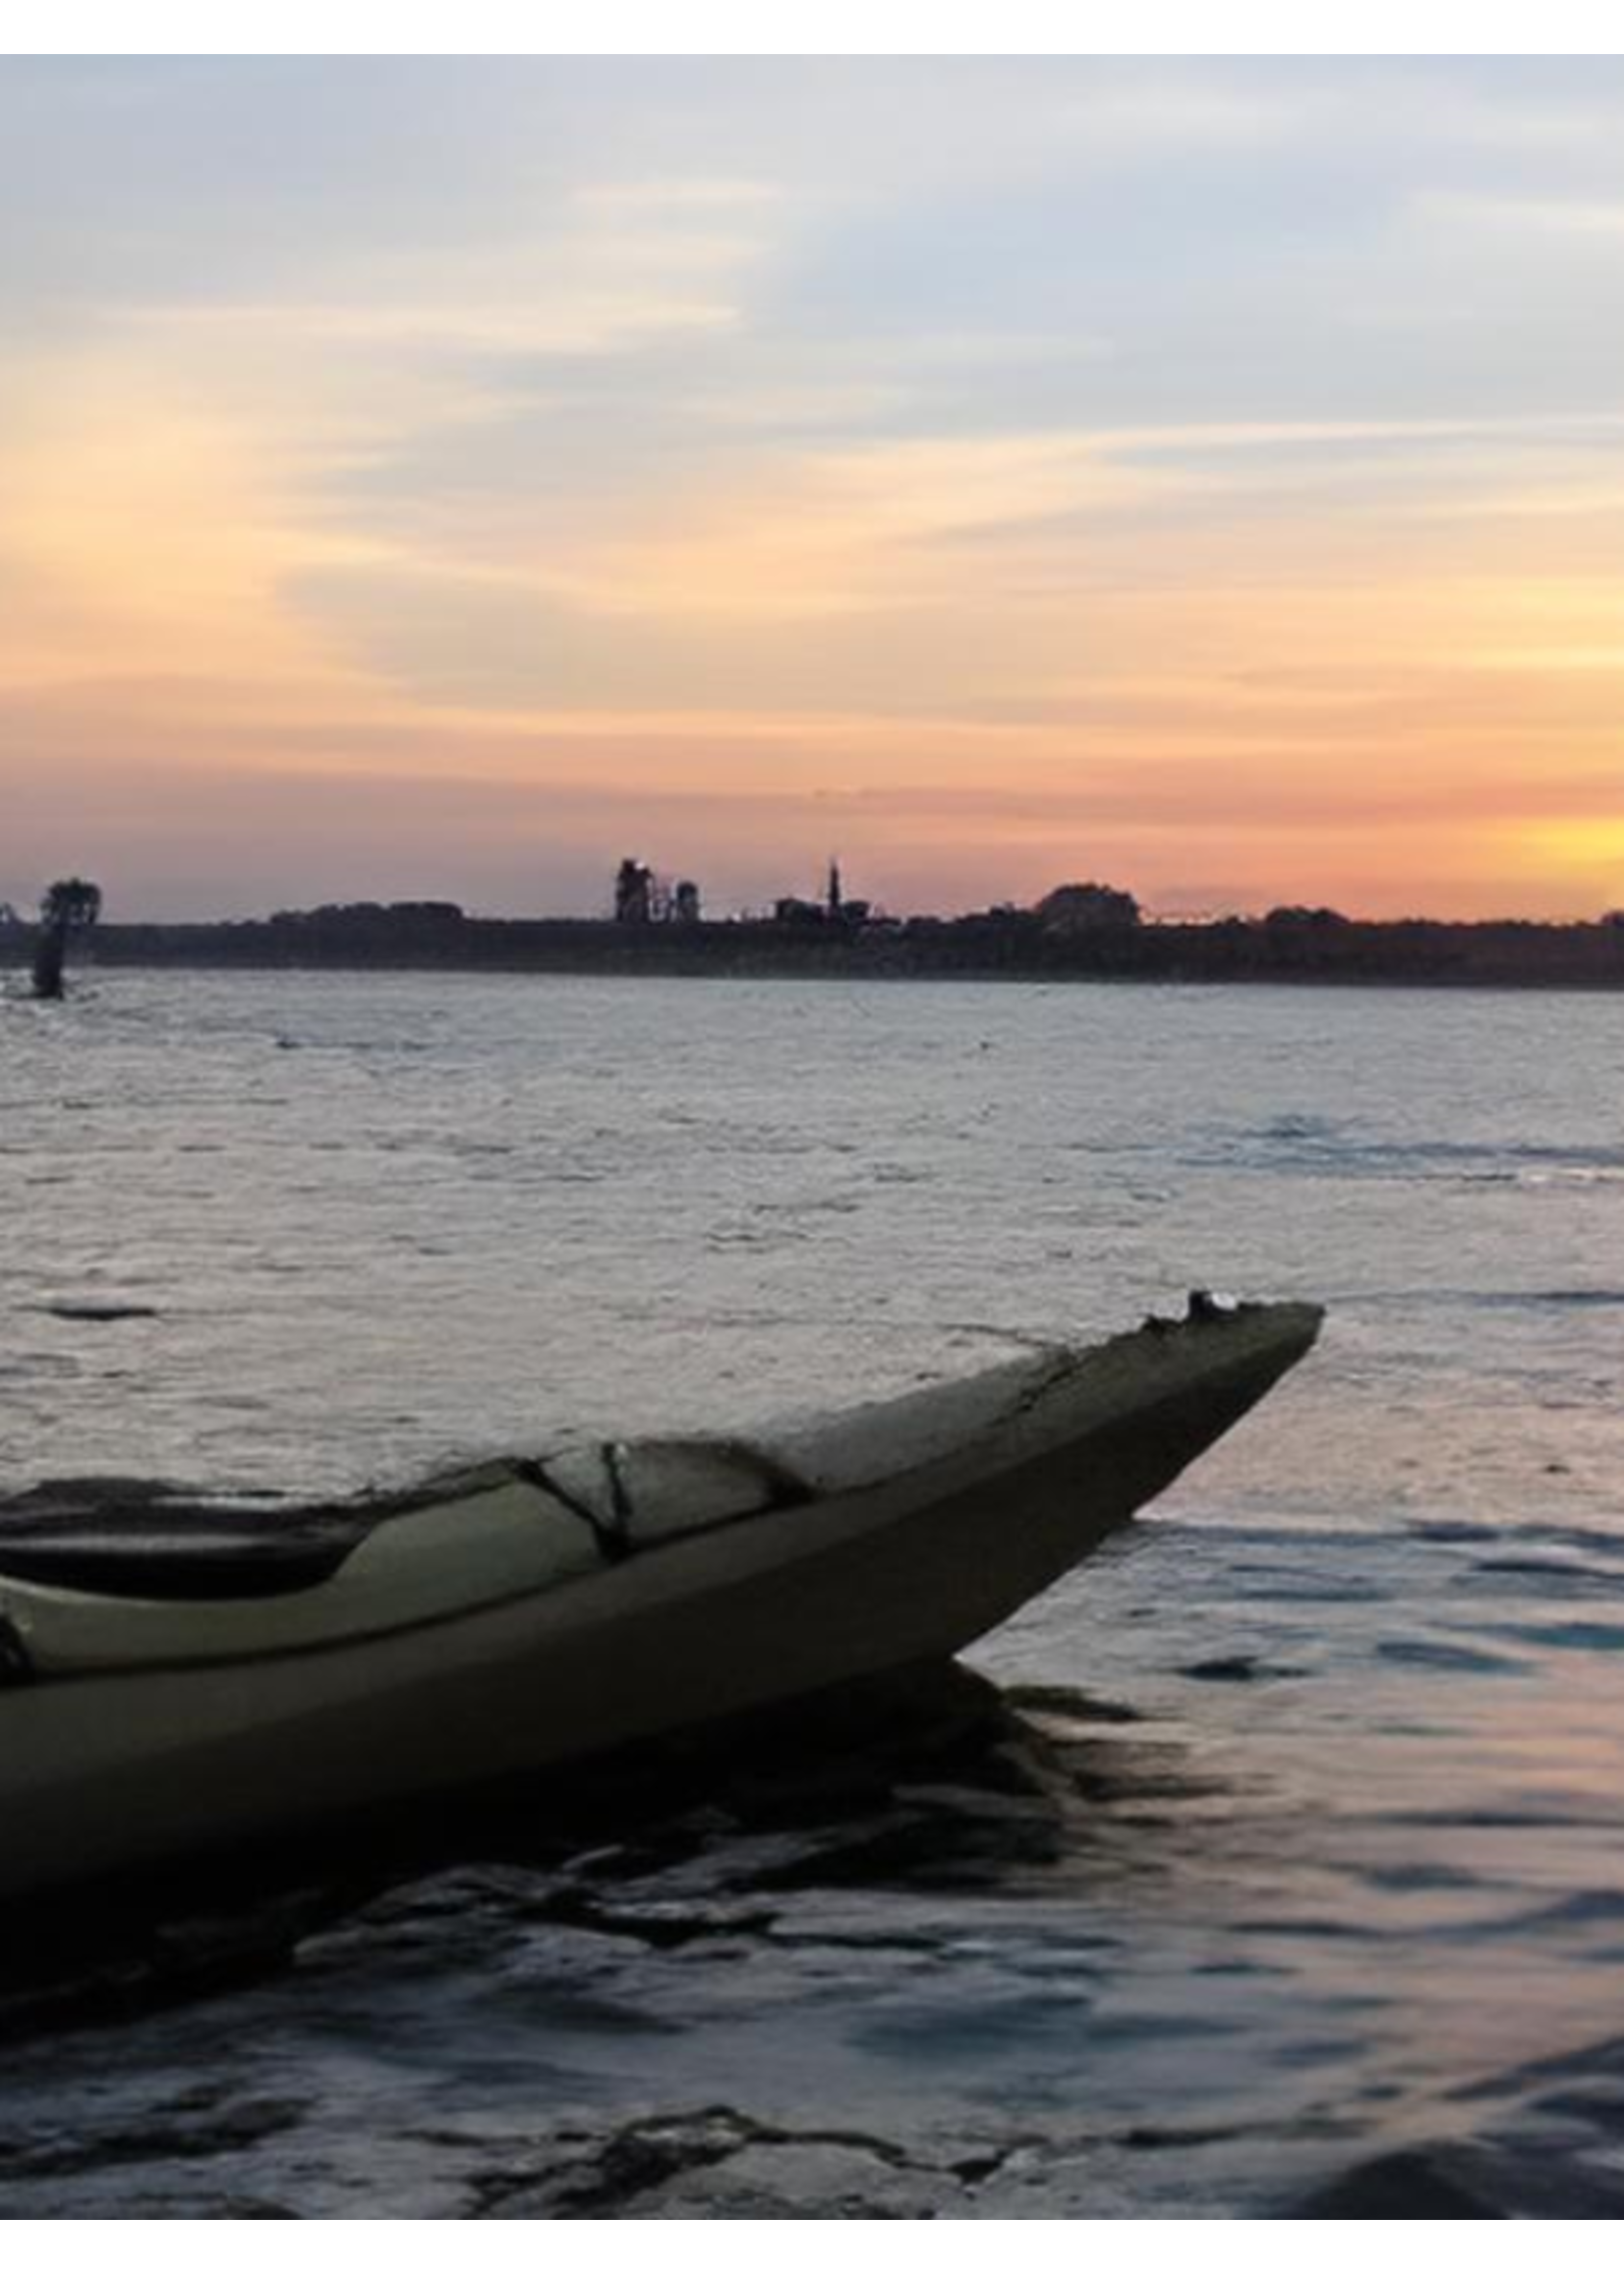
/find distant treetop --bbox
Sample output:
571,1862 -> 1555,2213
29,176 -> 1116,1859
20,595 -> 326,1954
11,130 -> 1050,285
1263,904 -> 1350,928
267,901 -> 465,927
1035,882 -> 1141,931
40,878 -> 102,929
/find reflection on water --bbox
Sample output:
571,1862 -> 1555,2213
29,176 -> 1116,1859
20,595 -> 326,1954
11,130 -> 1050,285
0,1662 -> 1368,2216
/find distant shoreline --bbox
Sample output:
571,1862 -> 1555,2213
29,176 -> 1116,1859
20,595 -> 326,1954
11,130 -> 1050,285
6,910 -> 1624,991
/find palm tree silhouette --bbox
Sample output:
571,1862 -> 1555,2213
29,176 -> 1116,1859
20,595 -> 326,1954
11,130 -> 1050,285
32,877 -> 102,1000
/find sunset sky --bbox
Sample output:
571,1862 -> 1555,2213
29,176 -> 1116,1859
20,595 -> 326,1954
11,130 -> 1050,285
5,56 -> 1624,920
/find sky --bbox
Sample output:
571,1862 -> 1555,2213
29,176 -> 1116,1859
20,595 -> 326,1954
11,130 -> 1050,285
4,56 -> 1624,921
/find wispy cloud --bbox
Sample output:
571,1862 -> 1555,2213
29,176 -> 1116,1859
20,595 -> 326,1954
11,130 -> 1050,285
1419,191 -> 1624,239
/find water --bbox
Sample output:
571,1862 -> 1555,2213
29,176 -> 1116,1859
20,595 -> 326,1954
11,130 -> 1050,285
2,970 -> 1622,2216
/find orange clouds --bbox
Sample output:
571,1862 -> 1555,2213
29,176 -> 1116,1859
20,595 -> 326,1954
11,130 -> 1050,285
5,258 -> 1624,920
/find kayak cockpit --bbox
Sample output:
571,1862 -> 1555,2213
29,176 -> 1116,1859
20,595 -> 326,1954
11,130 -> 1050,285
0,1438 -> 813,1677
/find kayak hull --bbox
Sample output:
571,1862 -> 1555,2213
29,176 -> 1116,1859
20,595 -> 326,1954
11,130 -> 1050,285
0,1301 -> 1319,1902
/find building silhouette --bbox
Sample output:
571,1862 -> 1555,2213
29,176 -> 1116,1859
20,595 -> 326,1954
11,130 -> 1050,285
613,858 -> 654,924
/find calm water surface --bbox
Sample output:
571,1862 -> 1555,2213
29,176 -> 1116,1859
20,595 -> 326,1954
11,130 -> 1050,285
1,971 -> 1621,2216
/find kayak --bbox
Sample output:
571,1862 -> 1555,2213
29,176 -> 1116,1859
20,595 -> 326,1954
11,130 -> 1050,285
0,1294 -> 1320,1900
